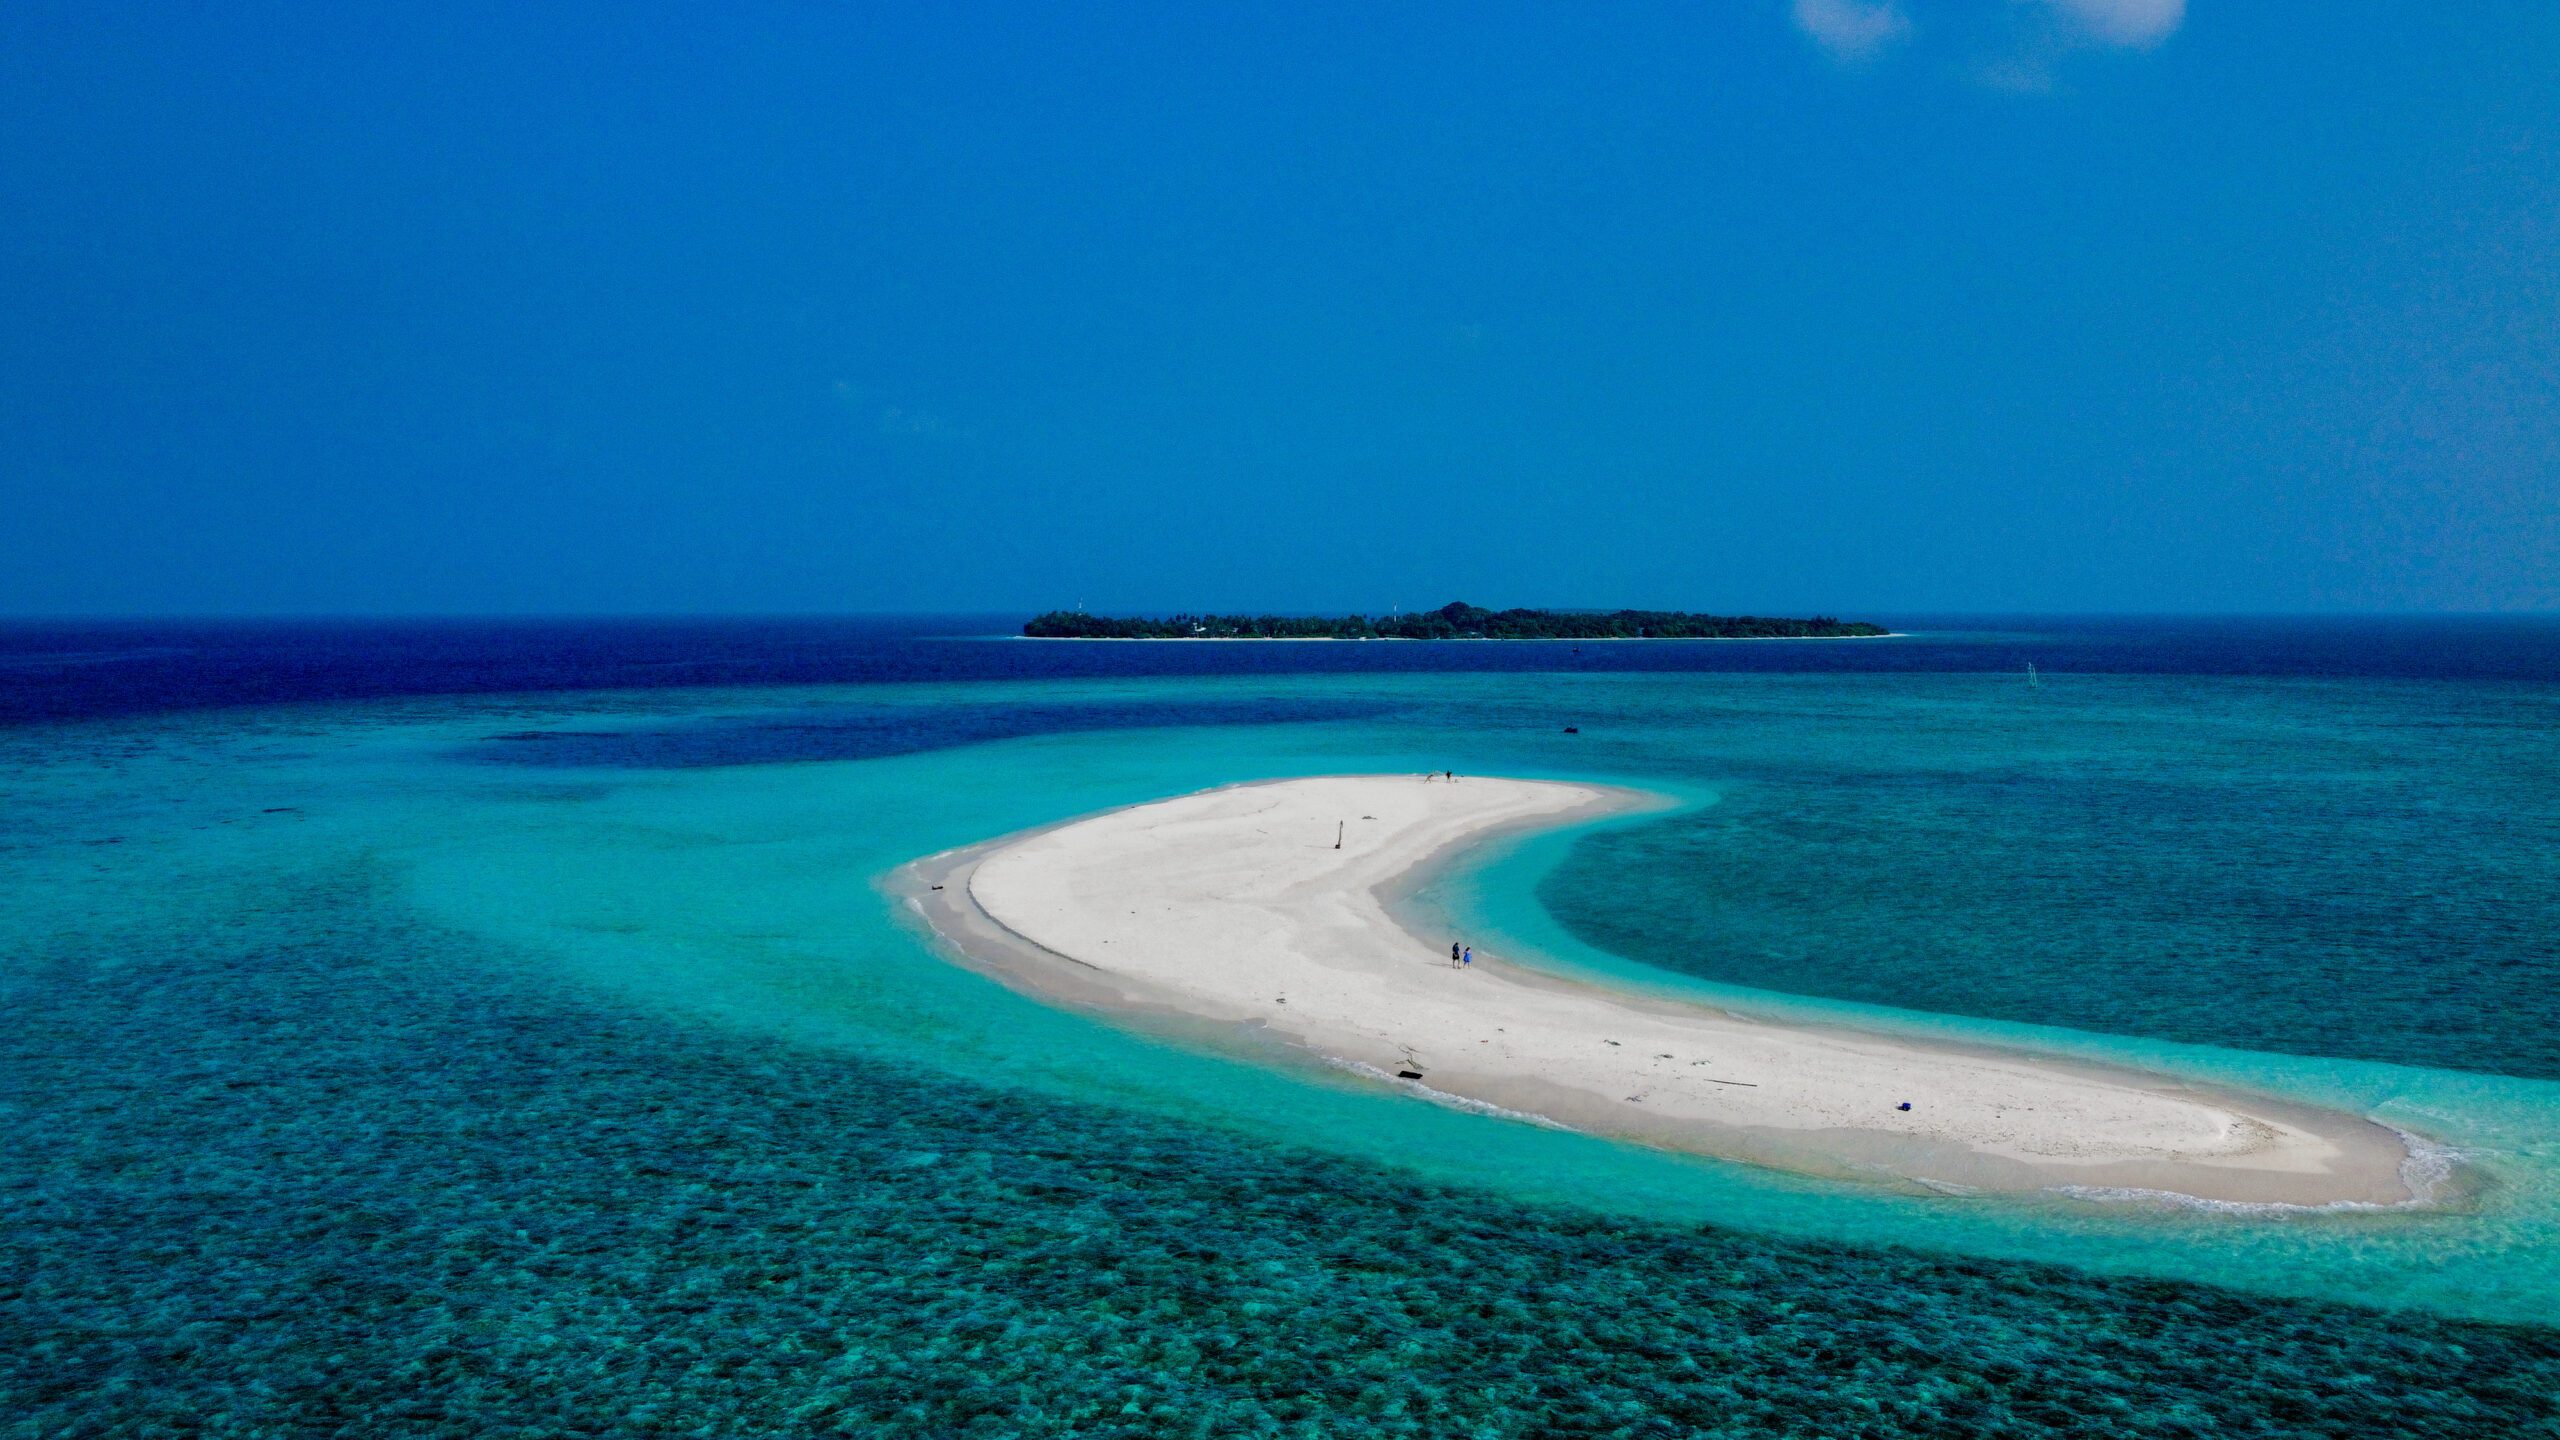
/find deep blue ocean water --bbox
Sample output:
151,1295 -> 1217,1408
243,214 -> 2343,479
8,612 -> 2557,724
5,615 -> 2558,1436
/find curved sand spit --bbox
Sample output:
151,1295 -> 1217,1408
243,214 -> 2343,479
896,775 -> 2417,1206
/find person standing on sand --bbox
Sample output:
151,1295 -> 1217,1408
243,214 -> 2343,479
1462,945 -> 1473,969
1451,942 -> 1462,968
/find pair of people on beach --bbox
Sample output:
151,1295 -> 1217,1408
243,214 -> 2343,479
1449,941 -> 1471,969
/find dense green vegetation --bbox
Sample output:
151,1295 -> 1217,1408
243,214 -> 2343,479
1025,600 -> 1888,640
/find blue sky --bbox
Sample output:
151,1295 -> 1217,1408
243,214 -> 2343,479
3,2 -> 2554,615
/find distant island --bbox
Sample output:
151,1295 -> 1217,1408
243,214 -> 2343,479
1023,601 -> 1889,641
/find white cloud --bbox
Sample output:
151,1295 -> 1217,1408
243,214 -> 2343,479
1792,0 -> 1913,63
1984,0 -> 2186,91
2035,0 -> 2186,49
1793,1 -> 2187,85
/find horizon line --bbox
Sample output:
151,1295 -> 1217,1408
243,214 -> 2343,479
4,608 -> 2558,624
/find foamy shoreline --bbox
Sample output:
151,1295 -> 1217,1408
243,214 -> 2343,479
890,775 -> 2415,1206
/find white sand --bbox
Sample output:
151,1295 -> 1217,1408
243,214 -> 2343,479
903,775 -> 2414,1205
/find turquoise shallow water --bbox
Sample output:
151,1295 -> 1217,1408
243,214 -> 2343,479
7,657 -> 2560,1434
1536,673 -> 2560,1079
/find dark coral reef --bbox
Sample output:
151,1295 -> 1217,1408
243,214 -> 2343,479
6,873 -> 2553,1439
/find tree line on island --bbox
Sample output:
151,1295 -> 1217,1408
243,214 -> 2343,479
1023,601 -> 1888,641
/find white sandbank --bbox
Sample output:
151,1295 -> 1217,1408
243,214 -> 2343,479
894,775 -> 2415,1206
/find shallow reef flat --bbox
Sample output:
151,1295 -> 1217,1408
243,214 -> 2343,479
9,857 -> 2554,1438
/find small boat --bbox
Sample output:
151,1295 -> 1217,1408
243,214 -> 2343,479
1562,725 -> 1580,734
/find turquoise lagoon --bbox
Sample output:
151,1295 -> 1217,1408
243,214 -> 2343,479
7,649 -> 2559,1434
